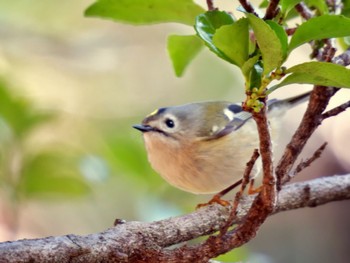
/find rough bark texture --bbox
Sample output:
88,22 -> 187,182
0,174 -> 349,263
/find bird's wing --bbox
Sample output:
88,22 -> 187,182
206,103 -> 252,140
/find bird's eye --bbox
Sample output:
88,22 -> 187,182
164,118 -> 175,128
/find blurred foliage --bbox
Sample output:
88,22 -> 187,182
85,0 -> 350,93
0,79 -> 91,233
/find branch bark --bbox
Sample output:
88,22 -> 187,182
1,174 -> 349,262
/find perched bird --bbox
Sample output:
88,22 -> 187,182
133,92 -> 310,195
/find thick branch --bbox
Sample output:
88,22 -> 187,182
275,36 -> 350,187
275,86 -> 336,186
1,175 -> 349,262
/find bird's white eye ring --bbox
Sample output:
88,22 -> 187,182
164,118 -> 175,128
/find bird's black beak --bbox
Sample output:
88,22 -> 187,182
133,124 -> 154,132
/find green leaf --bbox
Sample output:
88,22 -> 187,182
343,0 -> 350,17
269,62 -> 350,92
247,14 -> 284,75
167,35 -> 203,77
194,10 -> 235,62
212,18 -> 249,67
85,0 -> 204,26
250,61 -> 263,90
266,20 -> 288,59
259,0 -> 269,8
289,15 -> 350,52
280,0 -> 301,16
305,0 -> 328,15
241,55 -> 259,79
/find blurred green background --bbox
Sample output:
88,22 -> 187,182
0,1 -> 349,262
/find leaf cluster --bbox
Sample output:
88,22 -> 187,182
85,0 -> 350,97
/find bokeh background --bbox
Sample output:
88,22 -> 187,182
0,1 -> 349,262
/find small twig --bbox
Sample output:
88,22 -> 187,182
264,0 -> 281,20
319,39 -> 336,61
206,0 -> 215,11
238,0 -> 258,16
327,0 -> 343,14
295,2 -> 313,20
286,27 -> 297,36
333,48 -> 350,66
293,142 -> 328,176
276,86 -> 336,188
220,149 -> 260,235
322,100 -> 350,120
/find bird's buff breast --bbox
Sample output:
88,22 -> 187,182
143,133 -> 257,194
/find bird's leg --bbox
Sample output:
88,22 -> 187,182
220,149 -> 260,234
247,178 -> 263,194
196,180 -> 243,208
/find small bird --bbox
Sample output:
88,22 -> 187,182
133,92 -> 310,195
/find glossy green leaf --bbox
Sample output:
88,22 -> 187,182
247,14 -> 284,75
195,10 -> 235,62
289,15 -> 350,52
305,0 -> 328,15
266,20 -> 288,59
85,0 -> 204,25
259,0 -> 269,8
212,18 -> 249,67
280,0 -> 300,15
343,0 -> 350,17
241,55 -> 259,79
250,61 -> 263,90
167,35 -> 203,77
269,62 -> 350,92
20,152 -> 90,198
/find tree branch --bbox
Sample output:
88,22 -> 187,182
275,86 -> 336,187
206,0 -> 215,11
295,2 -> 313,20
238,0 -> 258,16
292,142 -> 327,175
322,100 -> 350,120
333,48 -> 350,66
275,30 -> 350,188
264,0 -> 280,20
1,175 -> 349,262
